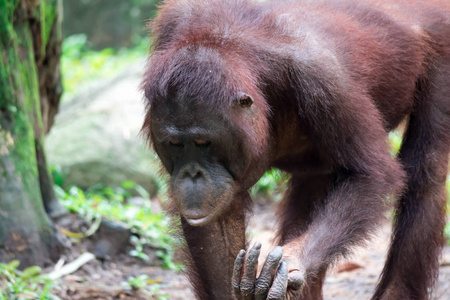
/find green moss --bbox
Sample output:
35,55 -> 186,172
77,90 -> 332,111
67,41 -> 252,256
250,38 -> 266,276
0,0 -> 20,46
2,112 -> 51,233
0,0 -> 61,266
5,22 -> 44,132
9,111 -> 39,190
0,1 -> 17,109
39,0 -> 57,56
0,1 -> 49,225
0,55 -> 13,110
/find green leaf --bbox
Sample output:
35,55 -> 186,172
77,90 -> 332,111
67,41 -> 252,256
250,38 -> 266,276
121,181 -> 137,189
20,266 -> 42,279
7,259 -> 20,270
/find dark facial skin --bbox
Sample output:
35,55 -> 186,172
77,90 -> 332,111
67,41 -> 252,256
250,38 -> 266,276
150,94 -> 255,226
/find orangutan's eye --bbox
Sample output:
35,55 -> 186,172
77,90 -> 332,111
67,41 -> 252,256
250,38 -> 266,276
169,139 -> 184,147
194,139 -> 211,147
239,94 -> 254,108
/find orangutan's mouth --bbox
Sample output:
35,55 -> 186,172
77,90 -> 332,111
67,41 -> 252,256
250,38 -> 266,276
184,215 -> 210,226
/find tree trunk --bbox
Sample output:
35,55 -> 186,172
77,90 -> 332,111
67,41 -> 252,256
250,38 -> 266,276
0,0 -> 63,267
32,0 -> 65,217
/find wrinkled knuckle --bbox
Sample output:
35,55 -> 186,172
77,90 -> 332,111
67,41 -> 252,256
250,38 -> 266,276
247,256 -> 258,264
266,255 -> 279,264
249,248 -> 260,255
268,291 -> 283,300
268,286 -> 284,298
254,281 -> 270,293
234,257 -> 244,265
240,284 -> 254,296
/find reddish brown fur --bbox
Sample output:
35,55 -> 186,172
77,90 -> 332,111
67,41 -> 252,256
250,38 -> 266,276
142,0 -> 450,299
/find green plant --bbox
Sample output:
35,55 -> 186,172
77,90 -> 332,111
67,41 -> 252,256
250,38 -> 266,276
388,130 -> 403,155
129,235 -> 151,261
54,182 -> 179,270
0,260 -> 58,300
123,275 -> 169,299
49,165 -> 64,188
251,168 -> 288,202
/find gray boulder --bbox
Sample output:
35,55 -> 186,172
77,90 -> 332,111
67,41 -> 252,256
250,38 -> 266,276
46,61 -> 160,196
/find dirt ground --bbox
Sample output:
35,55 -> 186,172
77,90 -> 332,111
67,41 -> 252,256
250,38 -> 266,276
51,204 -> 450,300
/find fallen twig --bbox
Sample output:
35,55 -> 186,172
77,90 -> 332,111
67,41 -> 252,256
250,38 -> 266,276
47,252 -> 95,280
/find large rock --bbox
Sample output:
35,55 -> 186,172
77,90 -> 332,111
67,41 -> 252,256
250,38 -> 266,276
46,61 -> 160,196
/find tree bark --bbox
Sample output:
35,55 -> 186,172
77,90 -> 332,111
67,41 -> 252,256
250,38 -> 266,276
0,0 -> 63,267
32,0 -> 65,216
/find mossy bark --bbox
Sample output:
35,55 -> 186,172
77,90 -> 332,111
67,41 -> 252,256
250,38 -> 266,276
0,0 -> 63,267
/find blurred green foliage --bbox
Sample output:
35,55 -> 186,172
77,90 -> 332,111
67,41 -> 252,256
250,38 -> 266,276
54,182 -> 179,271
0,260 -> 57,300
253,168 -> 284,196
49,165 -> 64,188
61,34 -> 149,99
388,130 -> 402,155
251,168 -> 288,203
124,275 -> 169,299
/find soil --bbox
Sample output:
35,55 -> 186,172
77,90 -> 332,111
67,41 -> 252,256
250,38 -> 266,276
49,204 -> 450,300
